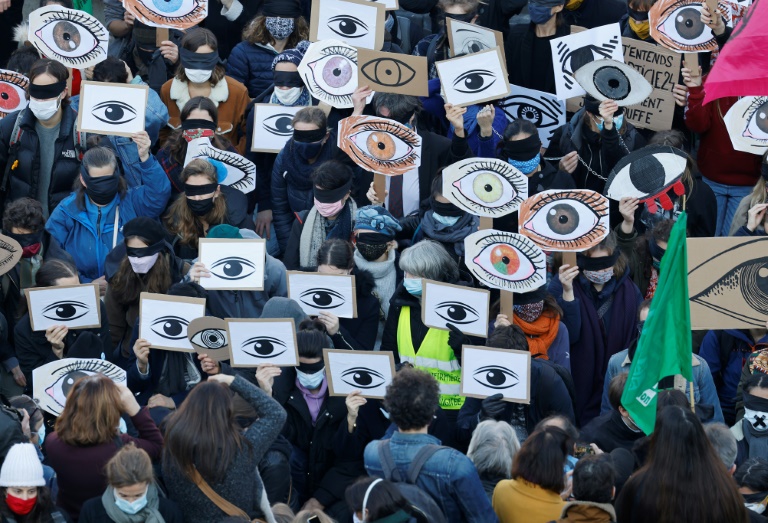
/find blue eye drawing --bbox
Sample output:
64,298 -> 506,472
210,257 -> 257,281
42,301 -> 89,322
341,367 -> 385,389
242,336 -> 286,359
473,365 -> 519,390
151,316 -> 189,340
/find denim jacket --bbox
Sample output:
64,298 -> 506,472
364,432 -> 498,523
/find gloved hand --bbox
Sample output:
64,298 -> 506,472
447,323 -> 469,360
480,393 -> 506,421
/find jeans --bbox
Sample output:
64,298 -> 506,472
254,204 -> 280,257
703,177 -> 753,236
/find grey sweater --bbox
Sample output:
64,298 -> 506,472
162,375 -> 287,523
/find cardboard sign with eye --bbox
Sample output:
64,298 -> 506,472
139,293 -> 206,352
435,47 -> 511,107
498,85 -> 566,148
27,284 -> 101,332
185,137 -> 256,194
0,234 -> 21,277
310,0 -> 385,50
251,104 -> 303,153
28,6 -> 109,68
605,145 -> 688,214
122,0 -> 208,30
338,115 -> 422,176
77,81 -> 148,137
446,18 -> 505,59
519,190 -> 609,252
33,358 -> 126,416
198,239 -> 266,291
724,96 -> 768,155
324,349 -> 396,399
688,236 -> 768,330
359,0 -> 399,9
649,0 -> 719,53
299,39 -> 361,109
463,230 -> 546,292
287,272 -> 357,318
187,317 -> 229,362
422,280 -> 490,337
574,59 -> 653,107
549,23 -> 623,101
0,70 -> 29,119
460,346 -> 531,403
226,319 -> 299,367
442,158 -> 528,218
356,49 -> 428,97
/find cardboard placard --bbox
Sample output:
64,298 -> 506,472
287,272 -> 358,318
324,349 -> 396,399
0,234 -> 21,277
446,18 -> 505,61
309,0 -> 385,50
460,346 -> 531,404
338,115 -> 422,176
422,280 -> 490,337
435,47 -> 511,107
226,319 -> 299,367
0,70 -> 29,118
251,104 -> 303,153
139,293 -> 206,352
33,358 -> 126,416
356,48 -> 428,96
198,239 -> 266,291
77,81 -> 148,137
123,0 -> 207,29
442,157 -> 528,218
28,6 -> 108,68
27,284 -> 101,332
187,317 -> 230,362
463,229 -> 546,292
498,85 -> 566,148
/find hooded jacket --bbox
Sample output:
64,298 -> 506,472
553,500 -> 617,523
226,42 -> 281,99
332,268 -> 381,351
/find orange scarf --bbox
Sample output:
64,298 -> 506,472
512,313 -> 560,359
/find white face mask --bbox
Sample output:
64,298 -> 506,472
29,96 -> 61,121
275,86 -> 303,106
185,69 -> 213,83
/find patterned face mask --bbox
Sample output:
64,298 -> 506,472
265,17 -> 295,40
514,301 -> 544,323
583,267 -> 614,285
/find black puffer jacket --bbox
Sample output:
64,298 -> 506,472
333,268 -> 381,351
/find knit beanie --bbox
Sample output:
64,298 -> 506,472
263,0 -> 302,18
0,444 -> 45,487
272,40 -> 310,70
354,206 -> 402,238
123,217 -> 166,245
260,297 -> 308,329
207,224 -> 243,239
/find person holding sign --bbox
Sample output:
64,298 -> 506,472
413,0 -> 481,79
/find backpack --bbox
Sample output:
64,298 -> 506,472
377,441 -> 449,523
534,355 -> 578,414
0,398 -> 26,465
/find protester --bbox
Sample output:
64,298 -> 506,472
467,420 -> 520,501
733,374 -> 768,467
735,458 -> 768,519
581,373 -> 646,453
345,477 -> 420,523
0,443 -> 66,523
413,0 -> 481,79
616,212 -> 674,299
554,454 -> 617,523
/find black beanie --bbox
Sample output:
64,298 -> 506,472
262,0 -> 302,18
123,217 -> 166,245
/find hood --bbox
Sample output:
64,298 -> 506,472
352,266 -> 376,298
13,22 -> 29,46
560,500 -> 616,522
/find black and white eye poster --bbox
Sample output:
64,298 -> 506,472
139,293 -> 206,352
77,81 -> 148,137
287,271 -> 357,318
226,319 -> 299,367
27,284 -> 101,331
435,47 -> 511,107
33,358 -> 126,416
422,280 -> 490,337
251,104 -> 303,153
198,239 -> 266,291
460,346 -> 531,403
309,0 -> 385,50
499,84 -> 566,148
324,348 -> 396,399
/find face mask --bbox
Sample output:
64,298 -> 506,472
185,69 -> 213,83
187,196 -> 215,217
314,198 -> 345,218
29,97 -> 60,121
444,11 -> 476,24
433,213 -> 461,226
83,172 -> 120,206
297,368 -> 325,389
583,267 -> 614,284
114,490 -> 148,515
629,18 -> 651,39
596,114 -> 624,131
36,423 -> 46,447
6,494 -> 37,516
404,277 -> 422,297
357,241 -> 389,262
744,493 -> 768,514
745,407 -> 768,432
7,231 -> 42,248
384,14 -> 395,32
509,154 -> 541,175
129,253 -> 160,274
293,140 -> 324,161
528,4 -> 554,24
622,414 -> 643,433
353,513 -> 364,523
274,86 -> 303,106
266,17 -> 295,40
514,301 -> 544,323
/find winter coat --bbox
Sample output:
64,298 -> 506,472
79,493 -> 184,523
282,205 -> 357,271
504,23 -> 571,95
562,0 -> 627,29
580,410 -> 646,454
330,268 -> 381,351
552,500 -> 617,523
227,42 -> 280,99
202,0 -> 259,60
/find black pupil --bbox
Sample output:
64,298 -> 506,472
354,372 -> 372,386
164,321 -> 182,337
756,102 -> 768,134
1,93 -> 8,100
501,256 -> 510,265
377,142 -> 386,150
223,261 -> 243,277
333,68 -> 342,77
484,184 -> 493,192
339,20 -> 355,34
447,306 -> 467,321
485,370 -> 506,386
312,292 -> 333,306
56,304 -> 77,318
385,69 -> 392,75
254,340 -> 274,355
464,74 -> 483,90
62,371 -> 88,398
105,105 -> 124,121
63,33 -> 72,41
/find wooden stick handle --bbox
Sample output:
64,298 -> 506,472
156,28 -> 169,47
683,53 -> 699,74
499,290 -> 514,317
373,173 -> 387,204
478,216 -> 493,230
562,252 -> 577,269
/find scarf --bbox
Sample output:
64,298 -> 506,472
449,104 -> 480,138
102,484 -> 165,523
299,200 -> 357,268
183,129 -> 215,142
354,247 -> 397,319
157,352 -> 201,397
270,87 -> 311,107
296,377 -> 328,425
419,211 -> 479,257
281,139 -> 333,192
645,267 -> 658,300
513,312 -> 560,359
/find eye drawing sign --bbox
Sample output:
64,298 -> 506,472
463,230 -> 546,292
298,39 -> 360,109
649,0 -> 718,53
122,0 -> 208,30
518,190 -> 609,252
0,70 -> 29,119
446,18 -> 504,58
77,81 -> 148,138
498,85 -> 566,148
573,58 -> 653,107
28,6 -> 108,68
549,23 -> 623,101
0,234 -> 21,277
226,319 -> 299,367
139,292 -> 206,352
724,96 -> 768,155
435,47 -> 511,107
360,0 -> 398,9
251,104 -> 303,153
187,317 -> 229,362
688,236 -> 768,330
324,349 -> 396,399
356,48 -> 428,97
27,284 -> 101,332
338,115 -> 422,176
442,157 -> 528,218
422,280 -> 490,337
310,0 -> 385,50
198,239 -> 266,291
460,346 -> 531,404
287,272 -> 357,318
33,358 -> 127,416
185,137 -> 256,194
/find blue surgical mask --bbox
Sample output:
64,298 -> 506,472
297,368 -> 325,389
433,213 -> 461,226
36,424 -> 45,448
596,114 -> 624,131
404,278 -> 422,297
114,490 -> 148,515
509,154 -> 541,175
528,4 -> 554,24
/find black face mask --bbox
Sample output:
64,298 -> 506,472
187,197 -> 215,217
430,196 -> 464,217
444,11 -> 477,24
6,231 -> 43,248
357,241 -> 389,262
82,166 -> 119,206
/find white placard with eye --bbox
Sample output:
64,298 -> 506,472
298,39 -> 360,109
139,293 -> 206,352
460,346 -> 531,403
0,70 -> 30,118
498,85 -> 566,148
184,137 -> 256,194
435,47 -> 511,108
33,358 -> 126,416
310,0 -> 385,50
422,280 -> 490,337
77,81 -> 148,137
251,104 -> 303,153
724,96 -> 768,155
198,239 -> 266,291
447,18 -> 504,58
549,23 -> 624,101
324,349 -> 396,399
28,6 -> 108,69
287,272 -> 357,318
443,157 -> 528,218
27,284 -> 101,332
226,319 -> 299,367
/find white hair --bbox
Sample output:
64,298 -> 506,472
467,420 -> 520,479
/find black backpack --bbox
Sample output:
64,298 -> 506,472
377,441 -> 449,523
534,355 -> 578,414
0,398 -> 26,465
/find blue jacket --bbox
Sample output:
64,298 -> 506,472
226,42 -> 278,99
45,155 -> 171,282
364,432 -> 498,523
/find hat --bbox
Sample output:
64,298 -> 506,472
207,225 -> 243,239
354,206 -> 402,237
0,444 -> 45,487
123,217 -> 166,245
260,297 -> 308,329
263,0 -> 302,18
272,40 -> 310,70
574,59 -> 653,107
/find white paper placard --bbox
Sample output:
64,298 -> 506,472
122,0 -> 208,29
33,358 -> 126,416
287,272 -> 357,318
139,293 -> 206,352
27,284 -> 101,331
422,280 -> 490,337
77,81 -> 148,137
724,96 -> 768,155
310,0 -> 385,50
324,349 -> 396,398
0,70 -> 30,118
251,104 -> 303,153
28,6 -> 108,68
447,18 -> 503,57
298,39 -> 360,109
226,319 -> 299,367
442,157 -> 528,218
499,85 -> 566,148
184,137 -> 256,194
435,47 -> 511,107
460,346 -> 531,403
198,239 -> 266,291
463,229 -> 547,292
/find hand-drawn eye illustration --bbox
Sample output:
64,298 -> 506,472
473,365 -> 519,390
40,359 -> 125,413
123,0 -> 207,29
443,158 -> 528,217
360,57 -> 416,88
574,59 -> 653,106
555,38 -> 619,91
454,27 -> 492,55
193,144 -> 256,194
520,190 -> 609,251
299,288 -> 346,310
341,367 -> 386,389
300,41 -> 358,108
327,15 -> 369,39
650,0 -> 717,52
0,70 -> 29,118
209,257 -> 257,280
338,116 -> 422,176
453,69 -> 496,95
464,230 -> 546,291
724,96 -> 768,155
0,236 -> 19,270
41,301 -> 90,322
151,316 -> 190,340
190,328 -> 228,350
242,336 -> 287,359
262,113 -> 294,136
434,302 -> 480,325
30,7 -> 108,67
742,98 -> 768,144
499,94 -> 564,137
91,101 -> 137,125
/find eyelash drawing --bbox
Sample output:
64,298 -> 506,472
196,145 -> 256,194
0,237 -> 19,269
124,0 -> 206,28
520,190 -> 609,251
30,7 -> 107,67
340,367 -> 385,389
338,116 -> 422,176
465,230 -> 546,291
360,57 -> 417,88
300,42 -> 358,108
209,257 -> 257,281
741,97 -> 768,143
453,69 -> 496,94
0,70 -> 29,118
34,358 -> 126,415
444,158 -> 528,217
299,288 -> 346,310
41,300 -> 89,322
91,100 -> 137,125
327,15 -> 369,39
499,94 -> 564,132
650,0 -> 717,52
556,37 -> 619,91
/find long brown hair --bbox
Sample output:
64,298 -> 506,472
162,381 -> 248,483
55,375 -> 122,446
242,15 -> 309,48
110,248 -> 172,305
164,96 -> 233,166
174,29 -> 226,86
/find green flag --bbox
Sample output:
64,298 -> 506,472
621,212 -> 693,435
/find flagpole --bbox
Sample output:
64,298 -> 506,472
689,385 -> 695,413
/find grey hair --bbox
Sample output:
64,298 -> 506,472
82,146 -> 118,175
467,420 -> 520,478
704,423 -> 737,469
399,240 -> 459,282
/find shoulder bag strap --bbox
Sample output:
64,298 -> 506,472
406,444 -> 444,484
112,205 -> 120,249
188,467 -> 250,519
378,440 -> 403,483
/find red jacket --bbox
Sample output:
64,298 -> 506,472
685,85 -> 762,187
